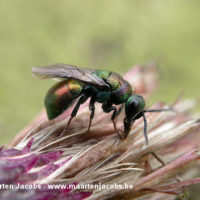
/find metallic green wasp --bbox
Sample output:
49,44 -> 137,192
32,63 -> 169,144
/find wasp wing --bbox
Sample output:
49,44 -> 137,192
32,63 -> 107,87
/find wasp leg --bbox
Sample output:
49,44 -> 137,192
102,103 -> 122,138
115,104 -> 124,128
150,151 -> 182,182
61,94 -> 89,136
87,97 -> 96,133
116,104 -> 124,116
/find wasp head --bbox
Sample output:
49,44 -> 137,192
123,94 -> 173,144
123,94 -> 145,138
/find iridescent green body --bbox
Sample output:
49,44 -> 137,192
44,70 -> 133,120
92,70 -> 133,104
33,64 -> 153,142
45,79 -> 84,119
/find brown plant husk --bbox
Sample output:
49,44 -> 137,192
9,63 -> 200,200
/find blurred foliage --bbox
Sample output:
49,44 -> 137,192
0,0 -> 199,144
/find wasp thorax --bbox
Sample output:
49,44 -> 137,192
125,94 -> 145,120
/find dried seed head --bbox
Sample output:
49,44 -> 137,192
4,64 -> 200,200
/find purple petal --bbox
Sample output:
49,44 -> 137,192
0,165 -> 24,184
0,148 -> 22,157
5,154 -> 38,172
35,151 -> 63,166
0,155 -> 38,184
19,163 -> 60,183
22,138 -> 34,154
0,138 -> 34,157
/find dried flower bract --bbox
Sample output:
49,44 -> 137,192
3,64 -> 200,200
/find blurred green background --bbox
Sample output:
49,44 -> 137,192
0,0 -> 200,145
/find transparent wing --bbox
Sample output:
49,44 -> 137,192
32,63 -> 107,87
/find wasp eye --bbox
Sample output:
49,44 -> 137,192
125,94 -> 145,120
130,98 -> 139,108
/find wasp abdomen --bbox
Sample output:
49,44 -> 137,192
44,80 -> 83,119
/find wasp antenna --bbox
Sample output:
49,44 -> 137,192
144,107 -> 176,113
142,112 -> 148,145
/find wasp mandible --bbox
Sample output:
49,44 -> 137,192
32,64 -> 170,144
